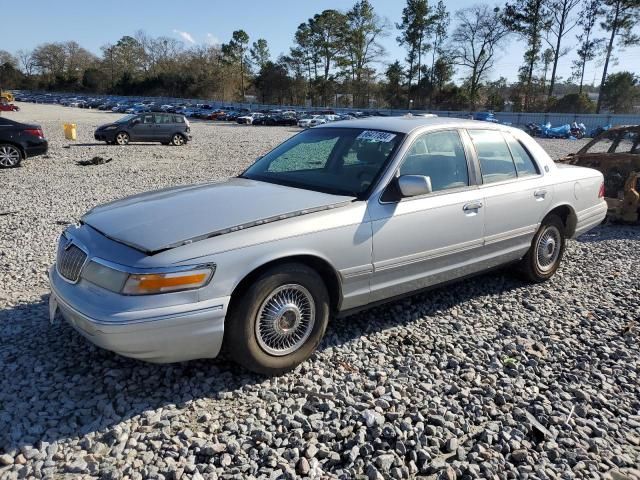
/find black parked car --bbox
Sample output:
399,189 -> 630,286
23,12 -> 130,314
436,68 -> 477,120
253,114 -> 298,126
0,118 -> 48,168
94,113 -> 192,146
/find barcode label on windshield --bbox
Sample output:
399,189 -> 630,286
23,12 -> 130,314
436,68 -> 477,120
357,131 -> 396,143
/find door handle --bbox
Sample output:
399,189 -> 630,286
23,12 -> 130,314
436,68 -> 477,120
534,189 -> 547,199
463,201 -> 483,211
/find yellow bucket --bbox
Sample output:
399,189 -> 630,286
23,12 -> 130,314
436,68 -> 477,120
63,123 -> 77,141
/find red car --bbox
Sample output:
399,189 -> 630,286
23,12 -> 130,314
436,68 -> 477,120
0,103 -> 20,112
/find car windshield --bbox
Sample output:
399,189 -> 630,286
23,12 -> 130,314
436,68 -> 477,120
241,127 -> 404,197
116,114 -> 137,124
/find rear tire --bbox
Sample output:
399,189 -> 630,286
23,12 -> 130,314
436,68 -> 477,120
171,133 -> 185,146
0,144 -> 23,168
224,263 -> 330,375
520,214 -> 565,282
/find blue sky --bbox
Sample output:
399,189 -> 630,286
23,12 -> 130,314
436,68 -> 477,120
3,0 -> 639,84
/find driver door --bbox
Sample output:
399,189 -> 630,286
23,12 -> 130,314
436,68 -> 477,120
368,129 -> 485,302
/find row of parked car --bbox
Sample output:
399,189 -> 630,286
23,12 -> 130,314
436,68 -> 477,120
14,92 -> 392,127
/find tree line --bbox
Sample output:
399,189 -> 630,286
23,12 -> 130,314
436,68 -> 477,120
0,0 -> 638,113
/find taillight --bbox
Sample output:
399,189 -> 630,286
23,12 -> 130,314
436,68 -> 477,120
598,182 -> 605,198
23,128 -> 43,138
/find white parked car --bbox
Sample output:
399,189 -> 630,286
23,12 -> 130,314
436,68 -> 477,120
298,115 -> 328,128
49,117 -> 607,375
237,113 -> 264,125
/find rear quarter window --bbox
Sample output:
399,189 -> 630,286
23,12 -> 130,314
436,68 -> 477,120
505,134 -> 539,176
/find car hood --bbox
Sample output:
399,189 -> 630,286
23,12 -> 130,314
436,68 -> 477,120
97,123 -> 119,130
81,177 -> 354,254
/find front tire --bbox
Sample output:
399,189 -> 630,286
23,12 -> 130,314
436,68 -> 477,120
520,214 -> 566,282
115,132 -> 129,145
224,263 -> 330,375
0,144 -> 23,168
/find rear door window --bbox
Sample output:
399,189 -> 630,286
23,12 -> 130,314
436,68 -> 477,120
468,130 -> 517,184
156,114 -> 173,124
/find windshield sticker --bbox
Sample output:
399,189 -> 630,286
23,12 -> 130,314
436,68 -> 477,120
357,130 -> 396,143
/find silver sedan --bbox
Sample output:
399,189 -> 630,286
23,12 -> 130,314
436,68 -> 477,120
49,117 -> 607,374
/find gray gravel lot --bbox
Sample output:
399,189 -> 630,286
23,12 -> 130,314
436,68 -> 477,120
1,103 -> 639,479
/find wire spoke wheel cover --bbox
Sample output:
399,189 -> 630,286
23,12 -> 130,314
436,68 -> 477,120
0,145 -> 20,167
535,225 -> 561,272
255,284 -> 316,356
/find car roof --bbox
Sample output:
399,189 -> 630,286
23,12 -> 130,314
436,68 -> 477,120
0,118 -> 21,127
315,115 -> 504,134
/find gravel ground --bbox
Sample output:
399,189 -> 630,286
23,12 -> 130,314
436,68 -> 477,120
1,103 -> 639,479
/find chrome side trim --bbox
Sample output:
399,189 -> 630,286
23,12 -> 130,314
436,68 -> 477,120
484,225 -> 538,246
340,265 -> 374,279
374,238 -> 484,272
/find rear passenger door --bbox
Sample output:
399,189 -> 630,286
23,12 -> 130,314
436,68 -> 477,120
467,129 -> 551,261
155,114 -> 174,140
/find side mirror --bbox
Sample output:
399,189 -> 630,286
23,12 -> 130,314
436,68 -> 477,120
397,175 -> 433,197
130,118 -> 140,126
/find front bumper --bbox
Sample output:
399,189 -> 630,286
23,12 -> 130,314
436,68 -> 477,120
95,130 -> 116,142
49,266 -> 229,363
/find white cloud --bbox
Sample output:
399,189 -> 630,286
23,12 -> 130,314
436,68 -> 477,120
173,29 -> 196,44
205,33 -> 220,46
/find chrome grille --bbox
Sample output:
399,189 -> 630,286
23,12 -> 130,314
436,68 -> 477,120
57,240 -> 87,282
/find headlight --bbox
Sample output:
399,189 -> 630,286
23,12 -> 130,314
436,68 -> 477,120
82,261 -> 129,292
122,267 -> 214,295
104,125 -> 117,130
82,261 -> 215,295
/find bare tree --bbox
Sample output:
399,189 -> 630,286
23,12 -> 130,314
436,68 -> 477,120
451,5 -> 510,108
0,50 -> 18,67
16,50 -> 35,77
545,0 -> 582,101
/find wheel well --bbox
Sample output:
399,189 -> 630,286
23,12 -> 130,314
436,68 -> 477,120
229,256 -> 342,315
547,205 -> 577,237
